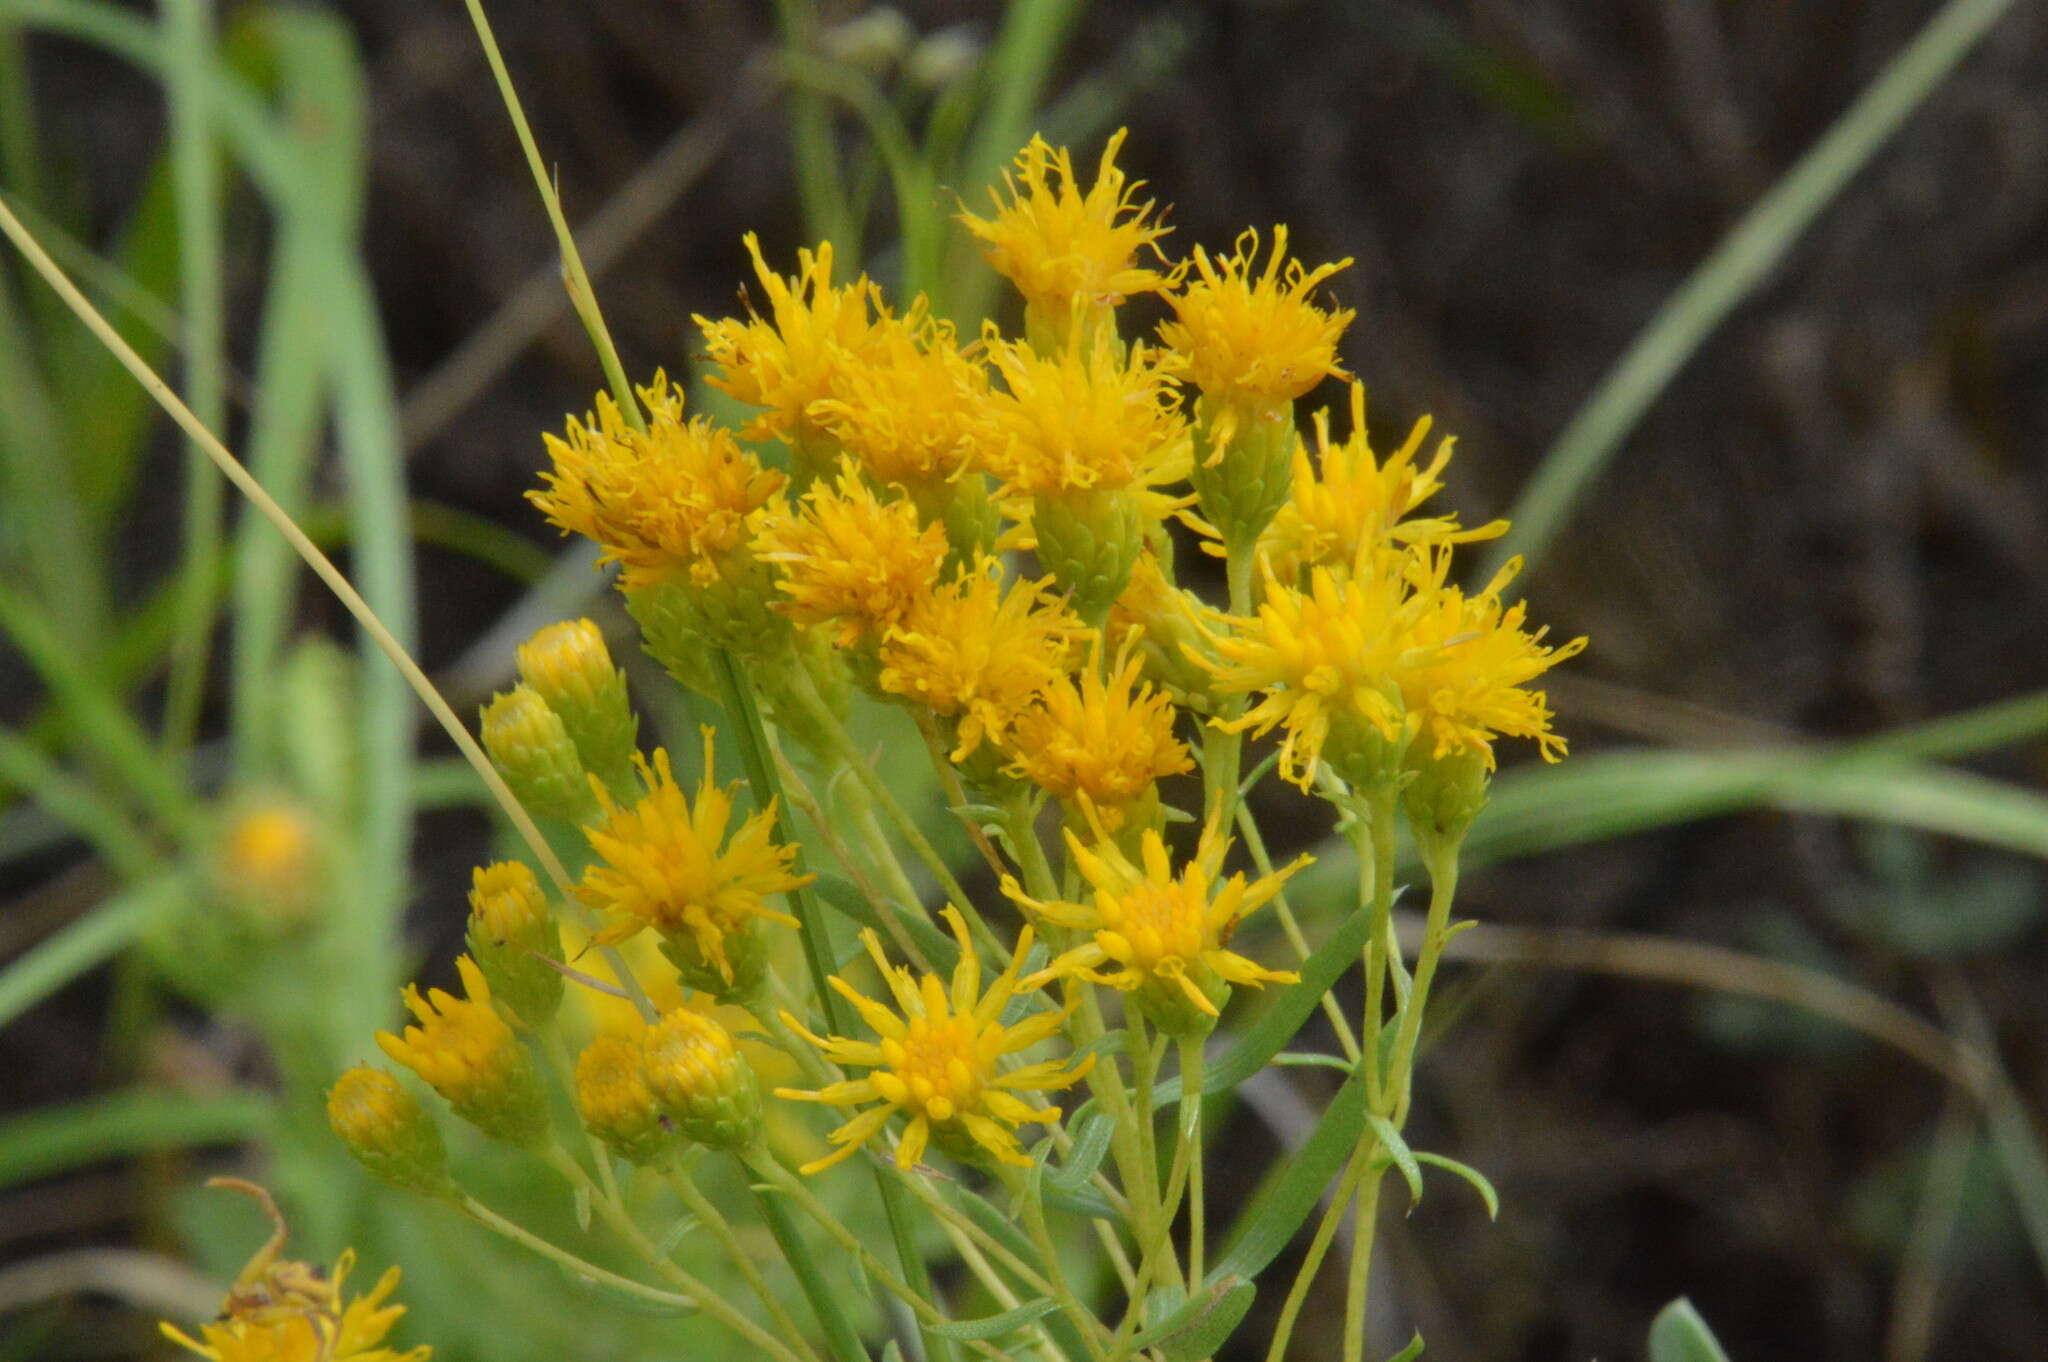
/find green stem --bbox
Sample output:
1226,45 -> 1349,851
1341,1167 -> 1384,1362
1177,1035 -> 1206,1288
459,1194 -> 694,1314
1004,1165 -> 1113,1362
663,1161 -> 837,1362
544,1146 -> 811,1362
1262,1141 -> 1376,1362
1387,836 -> 1463,1127
1232,797 -> 1361,1064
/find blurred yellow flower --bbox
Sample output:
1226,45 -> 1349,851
776,908 -> 1092,1172
163,1181 -> 428,1362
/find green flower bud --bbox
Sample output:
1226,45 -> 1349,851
464,861 -> 564,1029
480,686 -> 595,824
516,619 -> 639,798
327,1067 -> 454,1198
643,1009 -> 762,1151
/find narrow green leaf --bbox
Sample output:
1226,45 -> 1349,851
930,1297 -> 1060,1341
1210,1069 -> 1368,1282
1367,1114 -> 1423,1209
1386,1333 -> 1426,1362
1123,1275 -> 1255,1362
1049,1112 -> 1114,1193
812,872 -> 958,970
0,876 -> 185,1028
1648,1298 -> 1733,1362
0,1091 -> 271,1188
1413,1151 -> 1500,1220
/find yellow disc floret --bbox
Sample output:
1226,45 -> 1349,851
754,469 -> 951,647
877,559 -> 1082,761
694,234 -> 900,450
1158,225 -> 1354,411
957,129 -> 1170,339
575,732 -> 810,983
775,908 -> 1093,1173
530,375 -> 787,590
1004,640 -> 1192,829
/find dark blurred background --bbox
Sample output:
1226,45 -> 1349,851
11,2 -> 2048,1358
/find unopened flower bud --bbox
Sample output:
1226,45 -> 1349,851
1032,487 -> 1143,627
517,619 -> 639,798
1402,742 -> 1490,859
574,1032 -> 674,1166
376,957 -> 549,1147
643,1009 -> 761,1151
326,1067 -> 453,1198
216,798 -> 322,931
480,687 -> 595,824
1189,396 -> 1296,558
465,861 -> 564,1028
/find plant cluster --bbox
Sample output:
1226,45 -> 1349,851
170,131 -> 1582,1362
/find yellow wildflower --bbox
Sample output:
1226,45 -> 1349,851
956,129 -> 1170,337
876,559 -> 1082,761
1158,225 -> 1354,412
754,469 -> 951,647
375,956 -> 548,1145
530,377 -> 787,590
575,733 -> 810,988
643,1006 -> 763,1150
775,908 -> 1093,1173
162,1183 -> 426,1362
1393,552 -> 1586,769
575,1028 -> 673,1166
975,330 -> 1190,504
1203,552 -> 1422,790
216,797 -> 320,927
809,313 -> 989,493
1005,640 -> 1192,829
1255,383 -> 1506,580
1009,818 -> 1306,1032
695,234 -> 899,450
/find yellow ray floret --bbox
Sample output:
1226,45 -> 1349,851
530,376 -> 786,590
1158,225 -> 1354,413
695,234 -> 902,446
975,330 -> 1191,505
575,731 -> 810,978
1004,639 -> 1192,827
1008,817 -> 1306,1018
163,1185 -> 426,1362
374,956 -> 540,1144
1203,552 -> 1422,789
956,128 -> 1170,324
775,908 -> 1093,1173
1255,382 -> 1507,579
754,469 -> 952,646
877,559 -> 1082,761
1391,551 -> 1587,768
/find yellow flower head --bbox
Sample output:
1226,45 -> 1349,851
574,1029 -> 671,1166
877,559 -> 1082,761
975,330 -> 1191,505
810,313 -> 988,491
695,234 -> 900,447
217,797 -> 321,927
1008,818 -> 1306,1028
1158,225 -> 1354,410
1393,553 -> 1587,769
326,1067 -> 449,1197
575,732 -> 810,982
530,377 -> 787,590
375,956 -> 547,1145
754,469 -> 951,647
1204,553 -> 1422,790
1255,383 -> 1507,580
1004,640 -> 1192,828
162,1184 -> 426,1362
957,129 -> 1170,330
775,908 -> 1093,1173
